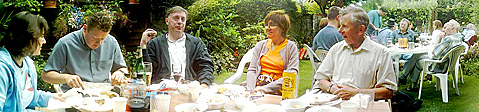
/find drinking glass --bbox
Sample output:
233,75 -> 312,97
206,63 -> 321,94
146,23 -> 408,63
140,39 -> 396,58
358,90 -> 375,112
171,63 -> 183,82
143,62 -> 152,86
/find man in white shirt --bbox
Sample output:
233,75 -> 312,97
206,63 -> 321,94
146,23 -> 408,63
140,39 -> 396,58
313,6 -> 397,100
140,6 -> 214,89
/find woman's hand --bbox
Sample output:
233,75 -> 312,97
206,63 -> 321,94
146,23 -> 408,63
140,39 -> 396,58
254,86 -> 267,93
53,93 -> 65,102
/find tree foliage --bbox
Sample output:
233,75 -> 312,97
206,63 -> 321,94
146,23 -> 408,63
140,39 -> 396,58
187,0 -> 310,73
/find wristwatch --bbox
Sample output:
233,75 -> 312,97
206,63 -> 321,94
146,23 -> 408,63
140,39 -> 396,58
327,84 -> 335,93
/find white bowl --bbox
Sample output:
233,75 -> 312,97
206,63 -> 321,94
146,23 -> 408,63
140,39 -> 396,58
174,103 -> 208,112
196,94 -> 230,110
280,99 -> 309,112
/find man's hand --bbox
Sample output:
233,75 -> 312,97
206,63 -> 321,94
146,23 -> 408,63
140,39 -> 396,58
111,69 -> 127,86
65,75 -> 84,90
201,84 -> 208,89
140,29 -> 157,49
332,84 -> 359,100
53,93 -> 65,102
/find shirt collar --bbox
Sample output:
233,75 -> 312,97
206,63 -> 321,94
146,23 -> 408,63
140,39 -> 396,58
166,33 -> 187,43
79,28 -> 92,50
340,36 -> 373,52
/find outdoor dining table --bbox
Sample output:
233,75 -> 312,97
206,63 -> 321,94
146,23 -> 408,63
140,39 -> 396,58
166,89 -> 392,112
388,44 -> 434,78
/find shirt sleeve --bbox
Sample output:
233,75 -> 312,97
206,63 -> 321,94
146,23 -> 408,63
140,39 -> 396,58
374,49 -> 398,91
0,62 -> 12,110
195,40 -> 215,86
111,40 -> 127,71
246,42 -> 262,90
314,44 -> 336,81
27,58 -> 53,108
43,40 -> 67,72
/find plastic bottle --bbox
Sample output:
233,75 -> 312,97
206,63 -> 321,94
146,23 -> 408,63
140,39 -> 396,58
135,73 -> 147,97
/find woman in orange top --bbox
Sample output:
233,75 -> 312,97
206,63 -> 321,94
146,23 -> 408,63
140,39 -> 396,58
246,10 -> 299,95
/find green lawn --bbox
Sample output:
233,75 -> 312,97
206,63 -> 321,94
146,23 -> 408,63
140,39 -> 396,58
214,60 -> 479,111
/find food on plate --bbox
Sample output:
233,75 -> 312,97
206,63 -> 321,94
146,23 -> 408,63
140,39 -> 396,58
292,105 -> 301,108
217,86 -> 227,94
205,95 -> 226,103
94,98 -> 106,106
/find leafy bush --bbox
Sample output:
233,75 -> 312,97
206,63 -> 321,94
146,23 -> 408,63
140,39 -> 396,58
32,54 -> 54,92
461,44 -> 479,78
187,0 -> 310,73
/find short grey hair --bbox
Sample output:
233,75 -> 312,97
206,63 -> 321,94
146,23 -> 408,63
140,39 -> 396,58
448,19 -> 460,31
166,6 -> 188,19
339,6 -> 369,28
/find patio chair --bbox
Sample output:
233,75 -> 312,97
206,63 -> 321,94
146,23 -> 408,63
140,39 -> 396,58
315,49 -> 328,62
418,45 -> 464,103
455,42 -> 468,85
303,44 -> 323,89
223,49 -> 254,84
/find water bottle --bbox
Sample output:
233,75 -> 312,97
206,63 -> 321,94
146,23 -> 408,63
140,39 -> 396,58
135,73 -> 147,97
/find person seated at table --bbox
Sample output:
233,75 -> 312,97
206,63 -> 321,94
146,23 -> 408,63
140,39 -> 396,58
399,19 -> 463,91
462,23 -> 476,42
140,6 -> 214,89
313,6 -> 397,100
312,6 -> 343,51
391,18 -> 416,63
431,20 -> 444,46
246,10 -> 299,95
375,19 -> 396,46
0,11 -> 64,111
42,12 -> 128,91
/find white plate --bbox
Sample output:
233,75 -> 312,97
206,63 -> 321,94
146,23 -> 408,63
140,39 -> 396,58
174,103 -> 208,112
205,110 -> 238,112
75,97 -> 113,112
305,106 -> 341,112
299,93 -> 342,106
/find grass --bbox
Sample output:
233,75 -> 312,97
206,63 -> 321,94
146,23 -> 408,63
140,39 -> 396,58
214,60 -> 479,111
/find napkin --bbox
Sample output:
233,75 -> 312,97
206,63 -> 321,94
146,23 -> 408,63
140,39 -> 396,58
350,93 -> 371,109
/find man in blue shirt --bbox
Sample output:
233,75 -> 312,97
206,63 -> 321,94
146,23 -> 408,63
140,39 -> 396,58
42,12 -> 128,91
312,6 -> 343,51
375,19 -> 396,46
366,6 -> 388,37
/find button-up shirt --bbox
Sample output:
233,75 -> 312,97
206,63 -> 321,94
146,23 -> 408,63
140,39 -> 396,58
44,29 -> 127,89
314,37 -> 397,90
166,34 -> 187,79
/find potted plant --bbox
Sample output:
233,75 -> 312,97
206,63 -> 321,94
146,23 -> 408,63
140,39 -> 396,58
44,0 -> 57,8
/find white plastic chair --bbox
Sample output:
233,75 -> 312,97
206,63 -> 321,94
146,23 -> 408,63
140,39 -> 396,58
418,45 -> 464,103
303,44 -> 324,89
223,49 -> 254,84
314,49 -> 328,62
455,42 -> 468,84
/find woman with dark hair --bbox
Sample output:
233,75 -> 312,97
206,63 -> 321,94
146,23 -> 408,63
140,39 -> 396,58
0,11 -> 64,111
246,10 -> 299,95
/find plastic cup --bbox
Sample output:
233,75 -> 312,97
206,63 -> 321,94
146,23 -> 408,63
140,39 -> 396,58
358,90 -> 375,112
112,97 -> 128,112
341,101 -> 358,112
188,83 -> 201,102
150,92 -> 171,112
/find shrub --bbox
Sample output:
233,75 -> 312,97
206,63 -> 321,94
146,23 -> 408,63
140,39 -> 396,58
461,44 -> 479,78
187,0 -> 309,73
